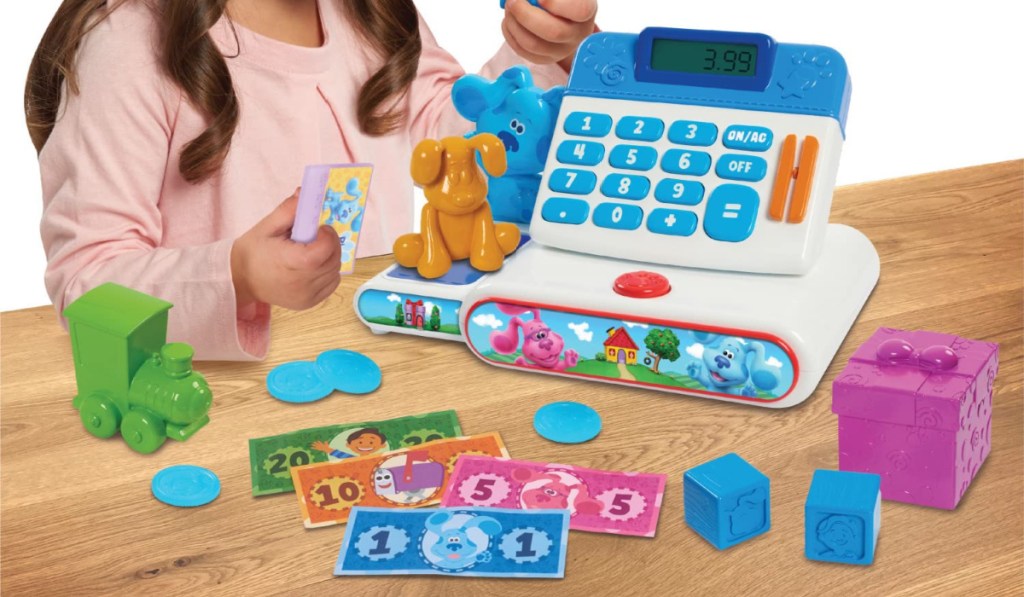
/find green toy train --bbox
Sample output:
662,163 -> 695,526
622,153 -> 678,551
64,283 -> 213,454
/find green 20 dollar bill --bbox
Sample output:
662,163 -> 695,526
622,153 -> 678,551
249,410 -> 462,496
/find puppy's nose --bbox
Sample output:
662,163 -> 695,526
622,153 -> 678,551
715,355 -> 730,369
539,339 -> 553,350
446,543 -> 461,552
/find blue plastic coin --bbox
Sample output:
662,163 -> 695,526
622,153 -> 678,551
315,349 -> 382,395
151,465 -> 221,508
266,361 -> 334,403
533,401 -> 602,444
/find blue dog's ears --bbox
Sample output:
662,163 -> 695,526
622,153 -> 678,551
425,511 -> 454,533
466,515 -> 502,537
744,341 -> 780,391
452,66 -> 532,122
542,86 -> 565,113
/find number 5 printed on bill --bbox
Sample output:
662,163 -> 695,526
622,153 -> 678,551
442,456 -> 667,537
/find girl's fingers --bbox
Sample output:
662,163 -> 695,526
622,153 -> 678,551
506,0 -> 582,44
503,13 -> 569,60
502,17 -> 558,64
537,0 -> 597,24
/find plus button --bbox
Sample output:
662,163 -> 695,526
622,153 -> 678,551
664,213 -> 677,227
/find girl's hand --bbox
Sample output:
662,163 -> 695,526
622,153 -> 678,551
231,190 -> 341,311
502,0 -> 598,70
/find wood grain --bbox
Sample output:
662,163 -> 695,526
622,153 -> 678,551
2,161 -> 1022,596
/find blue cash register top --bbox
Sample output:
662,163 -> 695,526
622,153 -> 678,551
568,29 -> 851,136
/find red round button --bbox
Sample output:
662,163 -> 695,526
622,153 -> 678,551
613,271 -> 671,299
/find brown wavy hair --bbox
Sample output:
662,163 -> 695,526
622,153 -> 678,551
25,0 -> 421,183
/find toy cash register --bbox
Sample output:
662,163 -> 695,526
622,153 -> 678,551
355,28 -> 879,409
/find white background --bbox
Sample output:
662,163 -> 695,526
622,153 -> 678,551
1,0 -> 1021,311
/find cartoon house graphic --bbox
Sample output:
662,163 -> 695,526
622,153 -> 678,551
404,299 -> 426,330
604,327 -> 638,364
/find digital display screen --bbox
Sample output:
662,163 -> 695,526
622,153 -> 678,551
651,39 -> 758,77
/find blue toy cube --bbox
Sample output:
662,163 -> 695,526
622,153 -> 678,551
684,453 -> 770,549
805,470 -> 882,565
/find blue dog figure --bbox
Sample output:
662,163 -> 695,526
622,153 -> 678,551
686,334 -> 781,397
422,511 -> 502,572
452,65 -> 564,224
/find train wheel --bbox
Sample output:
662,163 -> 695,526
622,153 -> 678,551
121,410 -> 167,454
79,394 -> 121,438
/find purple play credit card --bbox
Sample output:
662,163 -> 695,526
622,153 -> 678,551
292,164 -> 372,274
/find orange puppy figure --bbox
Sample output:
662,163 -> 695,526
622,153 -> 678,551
394,134 -> 522,279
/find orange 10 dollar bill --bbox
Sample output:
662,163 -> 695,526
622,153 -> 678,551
291,433 -> 509,528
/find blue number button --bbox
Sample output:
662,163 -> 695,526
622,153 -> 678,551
609,145 -> 657,171
556,140 -> 605,166
668,121 -> 718,146
661,150 -> 712,176
600,174 -> 650,200
593,203 -> 643,230
548,168 -> 597,194
615,117 -> 665,141
722,125 -> 773,151
654,179 -> 704,205
563,112 -> 613,137
715,154 -> 768,182
703,184 -> 760,242
541,198 -> 590,225
647,208 -> 698,237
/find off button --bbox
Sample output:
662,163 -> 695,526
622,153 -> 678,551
613,271 -> 671,299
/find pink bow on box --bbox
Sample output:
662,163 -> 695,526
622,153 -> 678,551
876,338 -> 958,371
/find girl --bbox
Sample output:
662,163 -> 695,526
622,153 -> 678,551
27,0 -> 597,360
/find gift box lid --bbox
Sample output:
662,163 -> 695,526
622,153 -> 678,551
832,327 -> 998,429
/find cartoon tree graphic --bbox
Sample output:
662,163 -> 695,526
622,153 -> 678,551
644,328 -> 681,374
395,303 -> 405,326
429,305 -> 441,331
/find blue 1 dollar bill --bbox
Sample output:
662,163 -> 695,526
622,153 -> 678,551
335,507 -> 570,578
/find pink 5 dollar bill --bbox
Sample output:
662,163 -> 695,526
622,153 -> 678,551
441,456 -> 666,537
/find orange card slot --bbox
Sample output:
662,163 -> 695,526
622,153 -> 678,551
788,136 -> 819,223
769,135 -> 797,221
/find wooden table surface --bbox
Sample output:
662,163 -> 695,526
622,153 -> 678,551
2,161 -> 1022,595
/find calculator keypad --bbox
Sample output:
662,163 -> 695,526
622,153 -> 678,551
541,107 -> 808,255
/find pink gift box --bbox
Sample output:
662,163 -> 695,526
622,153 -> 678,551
832,327 -> 998,509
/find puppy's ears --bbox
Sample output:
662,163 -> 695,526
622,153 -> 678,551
470,133 -> 507,178
411,139 -> 445,186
